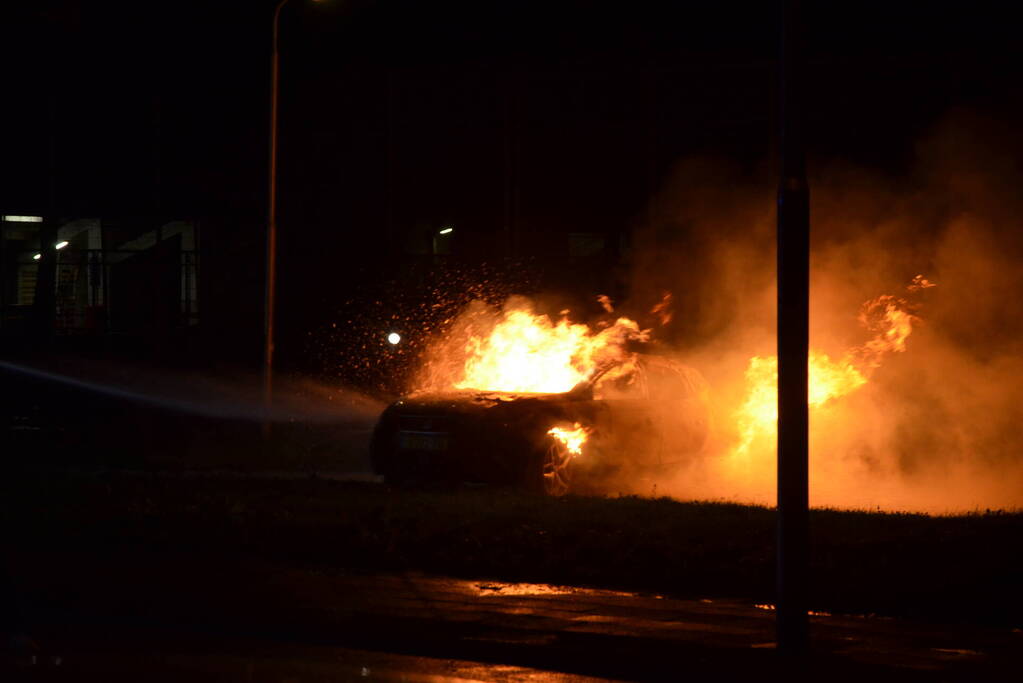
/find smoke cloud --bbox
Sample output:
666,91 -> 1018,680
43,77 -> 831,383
623,109 -> 1023,513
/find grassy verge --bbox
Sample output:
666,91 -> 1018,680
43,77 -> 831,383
3,470 -> 1020,627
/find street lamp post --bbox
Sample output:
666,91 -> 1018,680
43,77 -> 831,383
777,0 -> 810,655
264,0 -> 290,432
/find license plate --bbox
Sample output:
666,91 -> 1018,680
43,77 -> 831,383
398,432 -> 449,452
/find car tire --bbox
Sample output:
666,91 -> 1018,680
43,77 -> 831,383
535,435 -> 575,496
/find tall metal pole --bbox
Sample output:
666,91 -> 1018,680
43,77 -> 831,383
503,70 -> 521,257
265,0 -> 289,433
777,0 -> 810,655
34,94 -> 60,347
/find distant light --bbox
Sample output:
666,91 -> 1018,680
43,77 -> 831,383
32,253 -> 41,260
3,215 -> 43,223
438,227 -> 453,235
387,332 -> 401,345
55,241 -> 69,250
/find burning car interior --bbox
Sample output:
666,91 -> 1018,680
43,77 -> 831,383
371,347 -> 712,495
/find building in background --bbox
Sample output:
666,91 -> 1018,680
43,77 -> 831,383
0,214 -> 198,351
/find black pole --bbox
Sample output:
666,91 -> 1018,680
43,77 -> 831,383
777,0 -> 810,655
33,94 -> 60,347
503,69 -> 521,257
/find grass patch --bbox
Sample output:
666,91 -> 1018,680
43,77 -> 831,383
3,470 -> 1020,627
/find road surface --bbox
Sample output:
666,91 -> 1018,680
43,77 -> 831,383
4,556 -> 1020,681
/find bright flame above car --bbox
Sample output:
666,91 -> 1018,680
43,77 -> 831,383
453,308 -> 647,394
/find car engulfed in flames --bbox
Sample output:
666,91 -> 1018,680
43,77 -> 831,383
370,353 -> 711,495
370,300 -> 710,495
368,276 -> 931,497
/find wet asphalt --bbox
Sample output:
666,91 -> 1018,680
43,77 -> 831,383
4,558 -> 1021,682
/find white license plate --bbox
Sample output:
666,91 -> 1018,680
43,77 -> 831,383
398,432 -> 449,451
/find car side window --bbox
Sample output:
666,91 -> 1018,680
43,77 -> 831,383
594,369 -> 647,400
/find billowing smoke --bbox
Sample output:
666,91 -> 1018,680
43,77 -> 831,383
623,110 -> 1023,513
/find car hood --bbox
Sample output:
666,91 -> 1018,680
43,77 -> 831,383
390,390 -> 573,413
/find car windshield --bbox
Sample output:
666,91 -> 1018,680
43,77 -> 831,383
593,369 -> 646,400
645,364 -> 691,401
590,357 -> 704,402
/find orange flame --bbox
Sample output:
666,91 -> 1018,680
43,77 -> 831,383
733,351 -> 869,459
454,308 -> 647,393
907,274 -> 937,292
853,294 -> 916,369
732,279 -> 931,461
650,291 -> 674,326
548,423 -> 590,455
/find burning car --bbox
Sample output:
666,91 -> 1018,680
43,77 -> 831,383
370,354 -> 710,495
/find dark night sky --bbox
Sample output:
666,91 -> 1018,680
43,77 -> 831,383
2,1 -> 1020,368
5,1 -> 1018,214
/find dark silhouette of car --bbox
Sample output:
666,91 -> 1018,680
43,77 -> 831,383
370,355 -> 710,495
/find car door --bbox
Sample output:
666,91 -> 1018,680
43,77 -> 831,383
644,361 -> 709,461
593,367 -> 661,467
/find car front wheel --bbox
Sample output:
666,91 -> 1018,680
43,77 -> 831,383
538,436 -> 574,496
